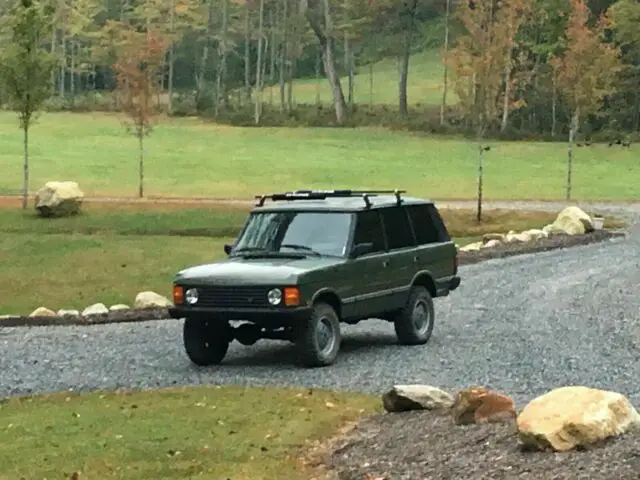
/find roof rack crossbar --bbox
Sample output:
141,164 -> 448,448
254,189 -> 406,207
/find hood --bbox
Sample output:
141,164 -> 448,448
175,256 -> 344,286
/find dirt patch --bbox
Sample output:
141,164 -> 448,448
0,307 -> 169,328
458,229 -> 626,266
325,410 -> 640,480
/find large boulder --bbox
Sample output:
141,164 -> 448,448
517,386 -> 640,451
382,385 -> 454,412
134,291 -> 172,309
35,181 -> 84,218
451,386 -> 517,425
551,206 -> 594,235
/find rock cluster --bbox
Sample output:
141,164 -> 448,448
23,291 -> 171,319
382,384 -> 639,452
460,206 -> 600,253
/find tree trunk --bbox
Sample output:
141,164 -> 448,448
315,46 -> 321,105
287,59 -> 294,111
138,134 -> 145,198
254,0 -> 265,124
22,125 -> 29,210
440,0 -> 450,125
551,77 -> 557,138
197,0 -> 214,104
279,0 -> 287,112
344,33 -> 353,107
566,109 -> 579,201
168,0 -> 175,115
59,36 -> 66,97
500,65 -> 511,133
244,2 -> 252,103
70,39 -> 76,99
305,0 -> 347,123
269,6 -> 276,104
398,0 -> 418,117
215,0 -> 229,117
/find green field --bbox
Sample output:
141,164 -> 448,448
0,385 -> 379,479
263,50 -> 453,106
0,111 -> 638,201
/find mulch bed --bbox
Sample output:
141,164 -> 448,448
325,410 -> 640,480
458,229 -> 626,266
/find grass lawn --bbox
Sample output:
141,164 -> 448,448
0,385 -> 379,479
0,201 -> 562,315
262,50 -> 453,106
0,111 -> 638,201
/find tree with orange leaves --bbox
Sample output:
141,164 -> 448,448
113,26 -> 169,198
552,0 -> 621,200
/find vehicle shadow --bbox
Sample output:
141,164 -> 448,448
214,331 -> 407,368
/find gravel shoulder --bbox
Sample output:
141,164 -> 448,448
1,225 -> 638,405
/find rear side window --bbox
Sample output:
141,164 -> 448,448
353,210 -> 386,253
406,204 -> 449,244
380,206 -> 415,250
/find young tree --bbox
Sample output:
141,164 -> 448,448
0,0 -> 56,210
552,0 -> 621,200
113,27 -> 169,198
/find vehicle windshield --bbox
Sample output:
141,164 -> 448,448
232,211 -> 353,257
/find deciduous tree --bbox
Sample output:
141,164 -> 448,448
0,0 -> 56,209
552,0 -> 621,200
113,27 -> 169,197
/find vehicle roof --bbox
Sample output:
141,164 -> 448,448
251,195 -> 433,213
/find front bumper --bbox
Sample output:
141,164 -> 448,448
168,305 -> 312,325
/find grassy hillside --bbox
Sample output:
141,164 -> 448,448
0,111 -> 637,201
262,50 -> 453,107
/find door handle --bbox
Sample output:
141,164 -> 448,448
413,255 -> 419,263
382,260 -> 389,268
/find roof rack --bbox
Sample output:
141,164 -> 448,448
254,189 -> 406,208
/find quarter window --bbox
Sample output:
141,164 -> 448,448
353,210 -> 385,254
406,204 -> 443,244
380,207 -> 415,250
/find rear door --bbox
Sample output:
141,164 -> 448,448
378,206 -> 418,310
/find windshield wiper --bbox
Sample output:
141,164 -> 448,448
231,247 -> 269,255
280,243 -> 322,256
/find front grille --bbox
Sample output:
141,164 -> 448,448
190,285 -> 271,308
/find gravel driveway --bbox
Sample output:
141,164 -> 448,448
2,207 -> 639,406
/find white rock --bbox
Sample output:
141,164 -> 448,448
517,386 -> 640,451
382,385 -> 455,412
109,304 -> 130,311
134,291 -> 172,309
521,228 -> 548,240
35,181 -> 84,218
29,307 -> 56,317
82,303 -> 109,316
57,309 -> 80,317
551,206 -> 594,235
459,241 -> 483,252
483,239 -> 502,248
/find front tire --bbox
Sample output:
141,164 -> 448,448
295,302 -> 341,368
183,317 -> 231,366
394,285 -> 435,345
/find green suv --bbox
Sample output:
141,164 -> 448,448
169,190 -> 460,368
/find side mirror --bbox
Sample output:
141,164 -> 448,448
352,242 -> 373,258
224,244 -> 233,255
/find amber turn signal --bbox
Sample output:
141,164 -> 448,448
284,287 -> 300,306
173,285 -> 184,304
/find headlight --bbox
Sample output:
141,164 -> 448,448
185,288 -> 199,305
267,288 -> 282,305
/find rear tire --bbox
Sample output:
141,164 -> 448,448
295,302 -> 341,367
394,286 -> 434,345
183,317 -> 231,366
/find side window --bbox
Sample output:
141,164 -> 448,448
406,204 -> 448,244
353,210 -> 385,254
380,207 -> 415,250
